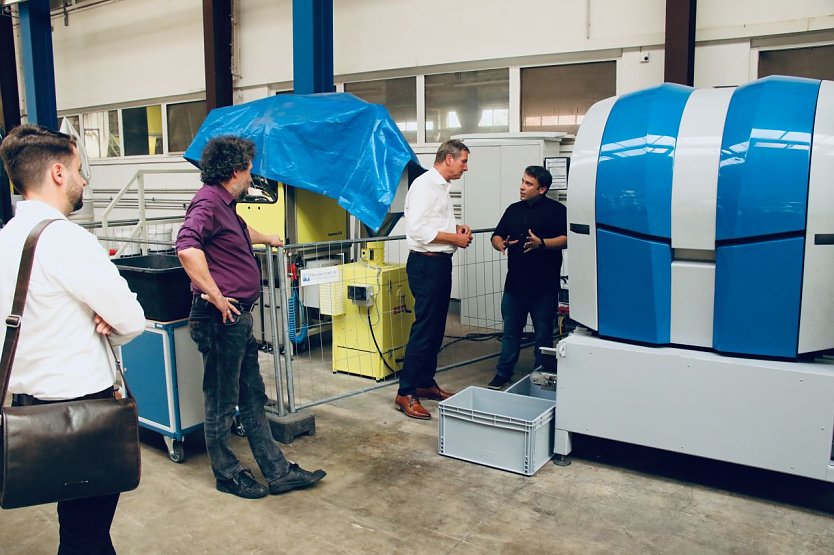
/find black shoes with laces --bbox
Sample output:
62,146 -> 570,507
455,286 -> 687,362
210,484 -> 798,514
268,463 -> 326,495
487,374 -> 512,390
216,468 -> 268,499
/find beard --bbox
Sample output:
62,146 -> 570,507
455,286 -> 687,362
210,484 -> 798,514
68,183 -> 84,212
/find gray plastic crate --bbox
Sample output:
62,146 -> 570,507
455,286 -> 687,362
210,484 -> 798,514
506,373 -> 557,402
438,386 -> 556,476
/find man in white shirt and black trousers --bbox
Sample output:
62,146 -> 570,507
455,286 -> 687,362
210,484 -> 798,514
0,124 -> 146,554
395,139 -> 473,419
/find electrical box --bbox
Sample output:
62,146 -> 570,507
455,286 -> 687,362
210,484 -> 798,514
347,284 -> 374,306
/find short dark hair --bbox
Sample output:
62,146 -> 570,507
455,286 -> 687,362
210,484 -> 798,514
434,139 -> 470,165
525,165 -> 552,192
0,124 -> 77,194
199,136 -> 256,185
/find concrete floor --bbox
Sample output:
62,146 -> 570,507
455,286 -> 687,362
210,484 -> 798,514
3,348 -> 834,554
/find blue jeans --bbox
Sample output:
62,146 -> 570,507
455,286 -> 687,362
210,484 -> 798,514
495,289 -> 558,379
189,297 -> 289,482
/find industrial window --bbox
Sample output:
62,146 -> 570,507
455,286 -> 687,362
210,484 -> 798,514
122,105 -> 163,156
82,110 -> 120,158
759,45 -> 834,81
345,77 -> 417,143
425,69 -> 509,143
521,62 -> 616,136
167,100 -> 206,153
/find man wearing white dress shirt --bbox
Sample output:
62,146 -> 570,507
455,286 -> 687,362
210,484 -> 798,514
0,124 -> 145,554
395,139 -> 472,419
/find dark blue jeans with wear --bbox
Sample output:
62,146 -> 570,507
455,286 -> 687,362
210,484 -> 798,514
189,296 -> 289,482
495,289 -> 558,380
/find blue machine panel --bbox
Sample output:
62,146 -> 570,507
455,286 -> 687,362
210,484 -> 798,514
122,330 -> 171,428
597,228 -> 671,344
596,83 -> 693,239
713,237 -> 804,358
716,76 -> 819,241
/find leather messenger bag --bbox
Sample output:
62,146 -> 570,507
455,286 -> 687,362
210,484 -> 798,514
0,219 -> 141,509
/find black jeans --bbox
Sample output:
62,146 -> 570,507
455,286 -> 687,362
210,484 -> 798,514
398,252 -> 452,396
12,388 -> 119,555
188,296 -> 289,483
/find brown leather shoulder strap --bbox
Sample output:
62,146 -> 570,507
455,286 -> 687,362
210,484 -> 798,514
1,219 -> 61,404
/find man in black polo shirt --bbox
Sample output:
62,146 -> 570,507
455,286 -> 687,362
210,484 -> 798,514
487,165 -> 567,389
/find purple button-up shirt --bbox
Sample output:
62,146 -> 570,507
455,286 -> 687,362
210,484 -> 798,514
176,184 -> 261,303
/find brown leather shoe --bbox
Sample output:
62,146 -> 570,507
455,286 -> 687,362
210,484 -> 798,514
394,395 -> 431,420
415,385 -> 455,401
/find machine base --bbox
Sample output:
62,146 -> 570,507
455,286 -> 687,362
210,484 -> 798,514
555,333 -> 834,482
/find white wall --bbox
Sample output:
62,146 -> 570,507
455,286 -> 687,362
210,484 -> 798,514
51,0 -> 205,109
20,0 -> 832,115
617,47 -> 666,94
696,1 -> 834,40
694,42 -> 752,88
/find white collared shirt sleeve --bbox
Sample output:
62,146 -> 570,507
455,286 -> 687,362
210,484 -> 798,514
41,222 -> 146,346
404,168 -> 457,252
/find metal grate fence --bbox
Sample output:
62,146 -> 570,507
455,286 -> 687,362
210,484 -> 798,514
262,230 -> 510,413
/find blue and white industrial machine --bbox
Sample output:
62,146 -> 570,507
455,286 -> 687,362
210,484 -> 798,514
556,76 -> 834,481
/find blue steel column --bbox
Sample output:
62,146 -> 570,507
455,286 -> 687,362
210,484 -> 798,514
292,0 -> 333,94
18,0 -> 58,129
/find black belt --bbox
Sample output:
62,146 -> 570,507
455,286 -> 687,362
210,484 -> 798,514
232,300 -> 257,312
193,296 -> 257,312
410,250 -> 452,258
12,387 -> 115,406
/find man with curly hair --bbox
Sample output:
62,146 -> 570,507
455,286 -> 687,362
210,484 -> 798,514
177,135 -> 325,499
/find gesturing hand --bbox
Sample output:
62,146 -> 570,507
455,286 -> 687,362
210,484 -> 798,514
495,236 -> 519,254
523,229 -> 544,253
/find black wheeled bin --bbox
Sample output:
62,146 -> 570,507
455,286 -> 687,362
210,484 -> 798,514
115,254 -> 192,321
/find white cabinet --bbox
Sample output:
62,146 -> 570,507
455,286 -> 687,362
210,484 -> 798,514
452,134 -> 566,328
396,135 -> 565,313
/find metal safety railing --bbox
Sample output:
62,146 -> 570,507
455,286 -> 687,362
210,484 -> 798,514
93,228 -> 546,420
256,230 -> 512,414
97,168 -> 197,257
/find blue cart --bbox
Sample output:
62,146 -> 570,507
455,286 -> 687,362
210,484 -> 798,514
121,319 -> 204,462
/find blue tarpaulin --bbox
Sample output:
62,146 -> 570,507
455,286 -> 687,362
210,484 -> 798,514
184,93 -> 419,232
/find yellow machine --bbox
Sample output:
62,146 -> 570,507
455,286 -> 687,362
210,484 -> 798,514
324,242 -> 415,381
293,188 -> 347,244
236,178 -> 347,244
236,178 -> 286,236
